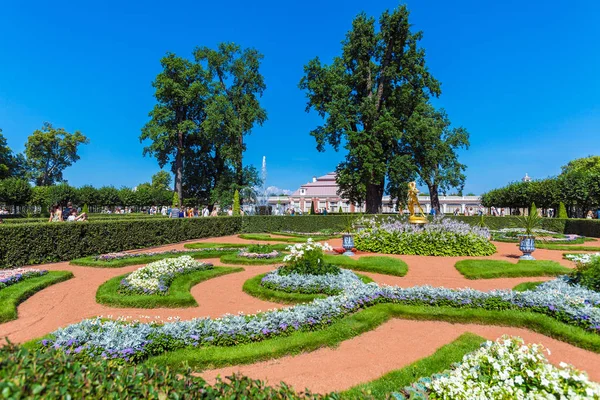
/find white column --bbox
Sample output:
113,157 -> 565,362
443,203 -> 447,214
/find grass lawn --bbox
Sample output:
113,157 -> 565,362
70,249 -> 237,268
96,266 -> 243,308
143,303 -> 600,371
238,233 -> 334,243
341,332 -> 486,399
531,243 -> 600,251
184,242 -> 289,251
512,281 -> 545,292
0,271 -> 73,323
242,273 -> 374,304
219,253 -> 287,265
455,259 -> 571,279
323,255 -> 408,277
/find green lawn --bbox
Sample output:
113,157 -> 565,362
70,249 -> 238,268
512,281 -> 545,292
323,255 -> 408,277
242,273 -> 373,304
455,259 -> 571,279
534,243 -> 600,251
144,303 -> 600,371
238,233 -> 334,243
219,253 -> 287,265
341,333 -> 485,399
1,271 -> 73,322
96,267 -> 243,308
183,242 -> 248,249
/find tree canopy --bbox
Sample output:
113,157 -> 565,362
24,123 -> 89,186
299,5 -> 440,213
401,102 -> 470,211
0,129 -> 26,179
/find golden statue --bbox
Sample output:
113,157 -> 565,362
407,181 -> 428,224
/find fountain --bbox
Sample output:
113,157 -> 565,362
253,156 -> 271,215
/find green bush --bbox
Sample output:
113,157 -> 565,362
570,258 -> 600,292
0,217 -> 242,268
0,343 -> 333,399
558,201 -> 568,218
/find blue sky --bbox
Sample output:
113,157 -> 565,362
1,0 -> 599,195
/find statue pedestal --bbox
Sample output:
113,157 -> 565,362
408,216 -> 428,225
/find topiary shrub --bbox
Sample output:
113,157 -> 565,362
233,189 -> 240,216
82,203 -> 89,214
558,202 -> 568,219
171,192 -> 179,208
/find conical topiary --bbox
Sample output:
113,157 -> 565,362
310,201 -> 315,214
233,190 -> 240,216
558,202 -> 568,219
172,192 -> 180,208
530,202 -> 538,217
82,203 -> 89,214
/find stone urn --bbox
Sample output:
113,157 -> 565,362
342,234 -> 355,256
519,235 -> 536,260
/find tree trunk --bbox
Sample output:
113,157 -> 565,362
236,133 -> 244,188
428,184 -> 440,213
175,131 -> 184,206
365,181 -> 384,214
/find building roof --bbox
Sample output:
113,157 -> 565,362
291,172 -> 340,197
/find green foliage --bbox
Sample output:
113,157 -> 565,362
171,191 -> 179,208
96,267 -> 242,308
512,281 -> 545,292
220,253 -> 286,265
238,233 -> 334,242
338,206 -> 343,213
0,217 -> 242,268
559,201 -> 568,218
517,203 -> 542,236
342,333 -> 486,399
0,177 -> 32,205
24,122 -> 89,186
310,201 -> 315,215
570,257 -> 600,292
401,102 -> 470,212
299,5 -> 440,213
0,128 -> 26,179
322,255 -> 408,277
455,259 -> 571,279
0,271 -> 73,323
279,244 -> 340,276
151,170 -> 172,190
355,225 -> 497,257
233,189 -> 240,215
147,303 -> 600,372
70,249 -> 239,268
82,203 -> 89,214
0,343 -> 331,400
247,243 -> 279,253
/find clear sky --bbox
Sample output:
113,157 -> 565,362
1,0 -> 599,195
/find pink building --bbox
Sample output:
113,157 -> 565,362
288,172 -> 365,213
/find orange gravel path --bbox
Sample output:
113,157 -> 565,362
1,234 -> 600,393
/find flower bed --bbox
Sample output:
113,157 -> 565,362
261,268 -> 362,295
280,239 -> 338,275
238,244 -> 281,259
119,256 -> 213,295
94,248 -> 234,262
355,217 -> 496,256
0,268 -> 48,290
396,335 -> 600,399
566,253 -> 600,265
43,275 -> 600,362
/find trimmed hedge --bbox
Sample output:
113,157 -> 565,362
0,217 -> 241,268
2,215 -> 600,268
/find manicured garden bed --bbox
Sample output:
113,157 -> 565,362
238,233 -> 334,243
323,255 -> 408,277
70,249 -> 237,268
96,266 -> 243,308
0,271 -> 73,322
455,259 -> 571,279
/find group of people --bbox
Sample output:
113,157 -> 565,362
48,202 -> 88,222
586,210 -> 600,219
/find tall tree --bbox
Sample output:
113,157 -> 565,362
0,177 -> 32,206
299,5 -> 439,213
151,170 -> 172,190
0,129 -> 26,179
24,123 -> 89,186
141,53 -> 206,204
402,103 -> 469,212
194,43 -> 267,190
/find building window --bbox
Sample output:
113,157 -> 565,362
300,189 -> 306,195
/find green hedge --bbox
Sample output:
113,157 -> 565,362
2,215 -> 600,268
0,218 -> 241,268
